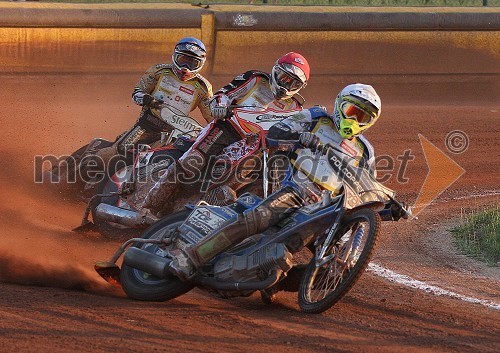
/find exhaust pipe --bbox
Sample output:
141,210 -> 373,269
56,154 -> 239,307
95,203 -> 157,227
123,247 -> 284,290
192,269 -> 283,291
123,247 -> 173,279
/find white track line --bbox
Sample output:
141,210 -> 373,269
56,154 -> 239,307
412,190 -> 500,210
368,263 -> 500,311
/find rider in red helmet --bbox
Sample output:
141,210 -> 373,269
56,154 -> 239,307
142,52 -> 310,214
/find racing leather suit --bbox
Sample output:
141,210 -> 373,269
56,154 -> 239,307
143,70 -> 302,212
95,63 -> 213,168
168,107 -> 378,280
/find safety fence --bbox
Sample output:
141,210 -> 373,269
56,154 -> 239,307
0,3 -> 498,78
38,0 -> 499,7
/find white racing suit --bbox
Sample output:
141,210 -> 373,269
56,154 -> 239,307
168,107 -> 377,280
96,63 -> 213,167
143,70 -> 302,212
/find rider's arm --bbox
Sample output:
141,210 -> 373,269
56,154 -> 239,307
132,64 -> 162,106
267,106 -> 327,145
215,70 -> 265,103
209,71 -> 263,120
193,75 -> 214,123
358,135 -> 377,178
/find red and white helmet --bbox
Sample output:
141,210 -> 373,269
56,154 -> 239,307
270,52 -> 310,100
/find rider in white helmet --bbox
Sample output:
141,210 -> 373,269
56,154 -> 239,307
142,52 -> 310,214
167,83 -> 390,281
94,37 -> 213,171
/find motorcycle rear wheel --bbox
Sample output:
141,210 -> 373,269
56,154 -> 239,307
120,210 -> 194,301
298,208 -> 381,314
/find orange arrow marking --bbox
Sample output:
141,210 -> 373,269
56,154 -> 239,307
413,134 -> 465,217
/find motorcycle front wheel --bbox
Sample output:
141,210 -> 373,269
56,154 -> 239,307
120,210 -> 194,301
298,208 -> 381,314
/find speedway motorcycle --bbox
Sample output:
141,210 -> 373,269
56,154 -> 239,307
79,106 -> 299,237
95,137 -> 411,313
47,104 -> 203,202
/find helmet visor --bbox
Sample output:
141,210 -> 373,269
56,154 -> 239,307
173,52 -> 204,71
341,101 -> 375,125
274,68 -> 305,92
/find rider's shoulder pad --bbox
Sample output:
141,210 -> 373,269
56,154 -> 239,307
244,70 -> 270,80
155,63 -> 171,71
194,74 -> 213,94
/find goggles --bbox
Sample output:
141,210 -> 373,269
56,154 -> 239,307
274,67 -> 305,92
173,52 -> 204,71
340,100 -> 375,126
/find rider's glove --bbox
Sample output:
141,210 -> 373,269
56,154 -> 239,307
142,94 -> 163,109
299,132 -> 321,150
209,94 -> 231,120
312,104 -> 328,114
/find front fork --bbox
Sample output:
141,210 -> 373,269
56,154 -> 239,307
315,220 -> 365,270
263,149 -> 269,198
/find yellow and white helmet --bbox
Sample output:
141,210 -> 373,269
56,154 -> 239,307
333,83 -> 381,139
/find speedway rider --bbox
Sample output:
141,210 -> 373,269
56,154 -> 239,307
94,37 -> 213,170
141,52 -> 311,213
166,83 -> 405,280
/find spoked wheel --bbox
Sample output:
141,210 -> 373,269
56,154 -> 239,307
120,210 -> 194,301
298,208 -> 381,314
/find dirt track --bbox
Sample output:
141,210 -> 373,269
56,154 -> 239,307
0,43 -> 499,352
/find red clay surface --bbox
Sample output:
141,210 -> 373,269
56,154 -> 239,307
0,45 -> 499,352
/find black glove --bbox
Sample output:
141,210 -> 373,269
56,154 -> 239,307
142,94 -> 163,109
299,132 -> 321,150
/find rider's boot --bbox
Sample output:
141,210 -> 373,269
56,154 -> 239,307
168,187 -> 304,280
143,160 -> 185,214
260,263 -> 307,304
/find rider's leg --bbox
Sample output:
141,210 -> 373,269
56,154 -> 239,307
169,186 -> 304,280
144,119 -> 244,213
94,109 -> 165,171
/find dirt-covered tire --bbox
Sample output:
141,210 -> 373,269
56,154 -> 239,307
298,208 -> 381,314
120,210 -> 194,301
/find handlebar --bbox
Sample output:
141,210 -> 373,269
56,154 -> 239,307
216,104 -> 268,120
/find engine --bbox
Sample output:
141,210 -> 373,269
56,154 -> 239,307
213,242 -> 293,283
